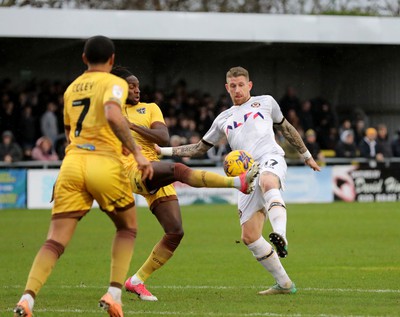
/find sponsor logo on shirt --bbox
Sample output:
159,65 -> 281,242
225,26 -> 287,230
137,108 -> 146,114
112,85 -> 123,99
226,111 -> 265,134
251,102 -> 261,108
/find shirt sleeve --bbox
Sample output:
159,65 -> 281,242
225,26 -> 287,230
63,91 -> 70,126
202,114 -> 225,146
150,103 -> 166,125
103,77 -> 128,107
269,96 -> 284,123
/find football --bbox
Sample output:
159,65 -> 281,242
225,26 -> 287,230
223,150 -> 254,177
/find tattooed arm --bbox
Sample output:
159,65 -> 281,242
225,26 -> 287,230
275,119 -> 321,171
156,139 -> 213,158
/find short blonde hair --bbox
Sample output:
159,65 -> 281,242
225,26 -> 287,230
226,66 -> 249,81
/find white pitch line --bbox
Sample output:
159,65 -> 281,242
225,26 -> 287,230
4,284 -> 400,293
0,307 -> 383,317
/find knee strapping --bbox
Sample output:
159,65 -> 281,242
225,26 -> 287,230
173,163 -> 191,183
43,239 -> 65,258
263,189 -> 286,211
162,232 -> 183,252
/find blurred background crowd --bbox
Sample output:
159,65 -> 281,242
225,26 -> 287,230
1,77 -> 400,165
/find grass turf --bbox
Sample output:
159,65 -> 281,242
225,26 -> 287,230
0,202 -> 399,316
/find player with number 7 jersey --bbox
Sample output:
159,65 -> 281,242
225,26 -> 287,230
63,71 -> 129,158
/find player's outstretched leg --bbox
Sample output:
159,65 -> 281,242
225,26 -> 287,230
239,161 -> 260,194
149,162 -> 259,194
269,232 -> 288,258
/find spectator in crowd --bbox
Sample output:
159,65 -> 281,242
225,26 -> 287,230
0,130 -> 23,163
279,85 -> 301,117
31,136 -> 59,161
40,101 -> 59,144
391,129 -> 400,157
353,118 -> 366,145
276,131 -> 300,160
304,129 -> 325,162
207,137 -> 230,166
17,105 -> 37,160
297,100 -> 314,133
314,101 -> 338,149
376,123 -> 392,157
325,127 -> 339,150
351,107 -> 370,128
1,100 -> 19,136
358,127 -> 384,161
338,118 -> 353,137
335,130 -> 358,158
285,109 -> 304,136
197,105 -> 214,136
179,117 -> 198,141
54,135 -> 68,160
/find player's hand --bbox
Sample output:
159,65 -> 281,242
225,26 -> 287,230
154,144 -> 161,155
305,157 -> 321,171
122,146 -> 130,156
122,145 -> 142,156
134,152 -> 154,181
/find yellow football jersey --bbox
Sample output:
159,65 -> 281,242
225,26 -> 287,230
63,71 -> 128,157
122,102 -> 165,162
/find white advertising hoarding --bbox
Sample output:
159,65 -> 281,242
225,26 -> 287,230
27,166 -> 333,209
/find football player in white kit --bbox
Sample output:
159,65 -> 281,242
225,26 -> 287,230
158,66 -> 321,295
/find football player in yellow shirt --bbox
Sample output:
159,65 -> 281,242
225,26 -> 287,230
13,36 -> 153,317
111,67 -> 259,301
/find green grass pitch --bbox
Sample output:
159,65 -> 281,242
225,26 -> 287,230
1,202 -> 399,316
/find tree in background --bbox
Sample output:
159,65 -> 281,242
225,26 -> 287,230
0,0 -> 399,16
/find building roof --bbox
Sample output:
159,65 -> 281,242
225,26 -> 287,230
1,8 -> 400,44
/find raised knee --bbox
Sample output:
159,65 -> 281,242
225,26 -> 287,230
174,163 -> 191,182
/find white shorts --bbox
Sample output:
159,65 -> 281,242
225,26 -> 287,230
237,155 -> 287,225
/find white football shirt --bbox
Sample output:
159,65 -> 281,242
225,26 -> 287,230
203,95 -> 285,163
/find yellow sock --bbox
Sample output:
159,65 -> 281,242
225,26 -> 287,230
136,240 -> 174,282
187,170 -> 235,188
110,229 -> 136,286
25,240 -> 64,295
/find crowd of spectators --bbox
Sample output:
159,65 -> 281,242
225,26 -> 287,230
1,78 -> 400,165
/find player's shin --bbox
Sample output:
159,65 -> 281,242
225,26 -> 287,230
174,163 -> 233,188
247,237 -> 291,287
263,189 -> 287,243
110,228 -> 137,285
135,233 -> 182,282
25,239 -> 65,296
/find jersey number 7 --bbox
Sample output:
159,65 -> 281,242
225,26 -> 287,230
72,98 -> 90,137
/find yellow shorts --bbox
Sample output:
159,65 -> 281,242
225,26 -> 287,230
127,163 -> 177,210
52,153 -> 135,216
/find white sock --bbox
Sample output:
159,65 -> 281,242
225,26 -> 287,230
233,177 -> 241,189
19,294 -> 34,311
130,274 -> 143,285
263,189 -> 287,243
107,286 -> 122,303
247,237 -> 291,287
